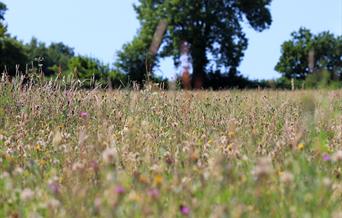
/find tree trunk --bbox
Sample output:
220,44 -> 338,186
191,43 -> 207,89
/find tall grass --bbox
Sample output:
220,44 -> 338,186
0,78 -> 341,217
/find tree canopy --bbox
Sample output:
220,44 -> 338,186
0,2 -> 7,36
116,0 -> 273,87
0,37 -> 28,75
275,28 -> 342,80
25,37 -> 75,75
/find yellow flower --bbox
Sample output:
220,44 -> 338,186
138,175 -> 149,185
5,154 -> 12,162
297,143 -> 304,150
35,144 -> 42,152
278,170 -> 284,176
128,191 -> 142,202
228,131 -> 235,138
39,159 -> 46,166
227,144 -> 233,152
153,175 -> 163,186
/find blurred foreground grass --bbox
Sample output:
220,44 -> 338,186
0,79 -> 341,218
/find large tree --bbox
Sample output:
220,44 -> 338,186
0,2 -> 28,75
0,37 -> 28,75
0,2 -> 7,36
116,0 -> 273,87
275,28 -> 342,80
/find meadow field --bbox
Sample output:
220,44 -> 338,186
0,79 -> 341,218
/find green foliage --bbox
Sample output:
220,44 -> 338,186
202,70 -> 259,89
305,70 -> 342,89
115,37 -> 152,85
116,0 -> 273,87
273,77 -> 303,90
0,2 -> 28,75
68,56 -> 109,87
0,37 -> 28,75
106,70 -> 129,88
0,2 -> 7,36
25,38 -> 75,76
275,28 -> 342,80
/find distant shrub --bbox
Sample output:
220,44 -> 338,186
106,70 -> 128,89
304,70 -> 342,89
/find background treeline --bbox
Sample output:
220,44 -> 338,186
0,1 -> 341,89
0,35 -> 131,88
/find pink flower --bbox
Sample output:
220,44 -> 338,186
48,182 -> 61,195
180,205 -> 190,216
322,153 -> 331,161
80,112 -> 88,118
115,185 -> 125,194
147,188 -> 160,198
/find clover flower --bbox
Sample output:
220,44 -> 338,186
180,205 -> 190,216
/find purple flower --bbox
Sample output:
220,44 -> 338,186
322,153 -> 331,161
180,205 -> 190,216
115,185 -> 125,194
48,182 -> 60,195
80,112 -> 88,118
147,188 -> 160,198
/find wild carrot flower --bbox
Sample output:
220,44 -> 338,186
253,157 -> 273,179
47,198 -> 61,209
102,147 -> 117,164
280,171 -> 294,185
20,188 -> 35,201
332,150 -> 342,162
322,177 -> 332,188
13,167 -> 24,176
72,162 -> 84,171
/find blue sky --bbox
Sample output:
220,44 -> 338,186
2,0 -> 341,80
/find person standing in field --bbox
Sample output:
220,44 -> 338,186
180,41 -> 192,90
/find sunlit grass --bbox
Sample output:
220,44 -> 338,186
0,79 -> 341,217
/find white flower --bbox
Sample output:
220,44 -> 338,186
52,130 -> 63,146
280,171 -> 294,185
20,188 -> 35,201
102,147 -> 118,164
47,198 -> 61,209
72,162 -> 84,171
332,150 -> 342,162
253,157 -> 274,179
13,167 -> 24,176
0,171 -> 10,179
332,210 -> 342,218
322,177 -> 332,188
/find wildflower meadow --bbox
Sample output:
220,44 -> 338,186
0,78 -> 341,217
